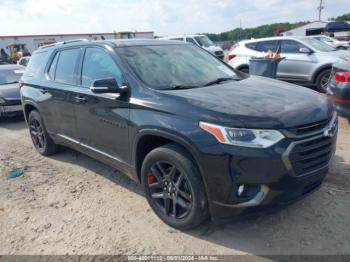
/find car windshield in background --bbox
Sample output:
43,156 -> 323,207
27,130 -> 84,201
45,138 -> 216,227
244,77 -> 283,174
194,36 -> 214,47
118,44 -> 237,90
0,69 -> 24,85
303,38 -> 336,52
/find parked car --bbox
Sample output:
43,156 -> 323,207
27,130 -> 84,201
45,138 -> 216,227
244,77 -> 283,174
17,56 -> 31,67
0,65 -> 25,118
228,36 -> 350,92
21,39 -> 337,229
327,61 -> 350,123
311,35 -> 349,50
159,34 -> 224,60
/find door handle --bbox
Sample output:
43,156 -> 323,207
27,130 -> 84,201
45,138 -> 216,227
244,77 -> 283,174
74,95 -> 87,103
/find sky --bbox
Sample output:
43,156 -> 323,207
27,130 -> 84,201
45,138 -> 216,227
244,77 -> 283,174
0,0 -> 349,36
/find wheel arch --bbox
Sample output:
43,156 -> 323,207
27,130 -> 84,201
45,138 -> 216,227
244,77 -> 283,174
237,64 -> 250,71
311,64 -> 332,83
23,101 -> 39,122
132,129 -> 204,185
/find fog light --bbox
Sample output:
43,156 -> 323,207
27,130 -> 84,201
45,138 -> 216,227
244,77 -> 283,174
237,184 -> 245,197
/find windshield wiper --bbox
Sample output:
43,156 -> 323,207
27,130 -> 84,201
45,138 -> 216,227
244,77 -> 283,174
203,77 -> 237,87
167,84 -> 200,90
0,81 -> 19,85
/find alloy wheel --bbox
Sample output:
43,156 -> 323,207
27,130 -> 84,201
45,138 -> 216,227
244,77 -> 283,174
147,161 -> 193,219
320,72 -> 331,91
30,118 -> 45,149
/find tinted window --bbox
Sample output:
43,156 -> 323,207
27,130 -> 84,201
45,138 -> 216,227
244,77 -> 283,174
48,52 -> 59,80
186,38 -> 197,45
170,38 -> 184,41
280,40 -> 306,53
245,42 -> 258,50
55,48 -> 81,84
119,44 -> 237,90
23,51 -> 48,78
81,48 -> 123,87
256,40 -> 279,52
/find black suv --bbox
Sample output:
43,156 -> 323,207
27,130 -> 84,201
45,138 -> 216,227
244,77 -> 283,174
21,39 -> 338,229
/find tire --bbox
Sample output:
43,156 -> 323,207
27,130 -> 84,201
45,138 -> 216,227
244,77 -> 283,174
316,69 -> 332,93
141,143 -> 209,230
239,67 -> 250,74
28,110 -> 59,156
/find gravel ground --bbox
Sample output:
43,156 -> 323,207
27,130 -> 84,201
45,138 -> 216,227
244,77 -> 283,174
0,116 -> 349,256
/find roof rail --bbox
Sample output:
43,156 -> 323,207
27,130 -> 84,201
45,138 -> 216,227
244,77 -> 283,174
39,38 -> 89,49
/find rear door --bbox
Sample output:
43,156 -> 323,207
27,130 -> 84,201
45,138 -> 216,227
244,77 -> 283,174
73,46 -> 130,165
278,40 -> 317,81
44,48 -> 82,140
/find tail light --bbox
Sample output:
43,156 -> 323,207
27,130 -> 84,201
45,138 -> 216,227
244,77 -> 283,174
335,71 -> 350,82
228,54 -> 236,61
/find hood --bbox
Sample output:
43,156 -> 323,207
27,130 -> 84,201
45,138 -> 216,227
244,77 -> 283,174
162,76 -> 333,129
319,50 -> 350,62
0,83 -> 21,100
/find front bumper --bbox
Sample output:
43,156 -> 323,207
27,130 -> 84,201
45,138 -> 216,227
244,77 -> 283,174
333,102 -> 350,119
0,104 -> 23,116
196,116 -> 338,220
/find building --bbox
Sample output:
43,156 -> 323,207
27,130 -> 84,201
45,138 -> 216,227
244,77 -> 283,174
0,31 -> 154,55
283,21 -> 350,39
283,21 -> 329,36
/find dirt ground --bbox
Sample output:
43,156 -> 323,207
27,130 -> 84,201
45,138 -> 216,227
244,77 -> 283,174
0,116 -> 349,256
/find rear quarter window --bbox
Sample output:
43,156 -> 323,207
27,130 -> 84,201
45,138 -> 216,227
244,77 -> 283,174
23,51 -> 48,78
245,42 -> 258,50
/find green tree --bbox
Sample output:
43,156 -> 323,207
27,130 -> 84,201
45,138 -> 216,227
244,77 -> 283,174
205,13 -> 350,42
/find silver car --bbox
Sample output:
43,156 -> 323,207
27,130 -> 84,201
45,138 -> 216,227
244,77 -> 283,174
159,35 -> 225,60
228,36 -> 350,92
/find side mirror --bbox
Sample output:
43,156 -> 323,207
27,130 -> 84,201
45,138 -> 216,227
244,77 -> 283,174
299,47 -> 312,54
90,78 -> 128,95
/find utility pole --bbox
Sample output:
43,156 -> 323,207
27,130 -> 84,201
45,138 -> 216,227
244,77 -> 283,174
317,0 -> 324,21
239,19 -> 242,41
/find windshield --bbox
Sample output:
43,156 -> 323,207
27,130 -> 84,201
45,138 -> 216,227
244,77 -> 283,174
118,44 -> 237,90
0,68 -> 24,85
194,36 -> 214,47
303,38 -> 336,52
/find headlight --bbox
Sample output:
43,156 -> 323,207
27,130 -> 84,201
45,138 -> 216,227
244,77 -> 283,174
0,97 -> 5,105
199,121 -> 284,148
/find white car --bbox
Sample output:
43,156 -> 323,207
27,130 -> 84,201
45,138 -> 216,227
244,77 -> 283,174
17,56 -> 30,67
311,35 -> 349,50
159,34 -> 224,60
227,36 -> 350,92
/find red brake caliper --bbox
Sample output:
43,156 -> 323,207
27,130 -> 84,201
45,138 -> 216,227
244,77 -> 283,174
147,171 -> 156,185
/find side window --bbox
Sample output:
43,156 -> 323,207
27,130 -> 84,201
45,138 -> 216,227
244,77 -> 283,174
81,48 -> 123,87
170,38 -> 184,41
48,52 -> 59,80
55,48 -> 81,84
245,42 -> 258,50
186,38 -> 197,45
23,51 -> 48,78
256,40 -> 279,52
280,40 -> 306,53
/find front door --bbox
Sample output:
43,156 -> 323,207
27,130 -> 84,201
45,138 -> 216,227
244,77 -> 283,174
73,47 -> 130,165
278,40 -> 317,81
